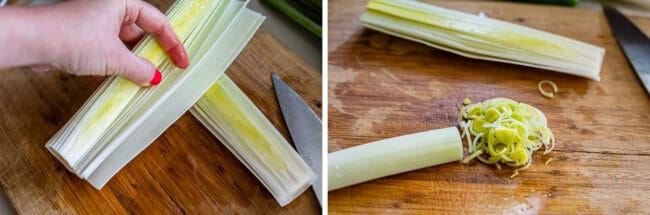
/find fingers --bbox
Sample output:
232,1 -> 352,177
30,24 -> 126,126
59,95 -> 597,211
119,23 -> 145,45
130,0 -> 189,69
112,47 -> 162,87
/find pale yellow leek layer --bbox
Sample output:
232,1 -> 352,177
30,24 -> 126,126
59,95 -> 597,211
191,76 -> 316,206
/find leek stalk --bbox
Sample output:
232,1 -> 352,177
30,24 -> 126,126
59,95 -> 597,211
328,127 -> 462,191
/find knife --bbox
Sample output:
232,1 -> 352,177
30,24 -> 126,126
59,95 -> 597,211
604,6 -> 650,95
272,73 -> 323,205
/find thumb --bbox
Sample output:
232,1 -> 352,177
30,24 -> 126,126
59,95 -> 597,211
112,48 -> 162,86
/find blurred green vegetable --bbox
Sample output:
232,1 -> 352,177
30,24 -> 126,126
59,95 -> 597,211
263,0 -> 322,37
506,0 -> 581,6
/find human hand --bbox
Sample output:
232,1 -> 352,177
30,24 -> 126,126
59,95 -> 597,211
0,0 -> 189,86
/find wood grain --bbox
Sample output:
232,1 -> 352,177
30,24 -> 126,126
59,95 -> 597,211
0,0 -> 322,213
328,0 -> 650,214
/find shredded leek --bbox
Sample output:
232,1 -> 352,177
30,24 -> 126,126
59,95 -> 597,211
458,98 -> 555,177
538,80 -> 558,98
361,0 -> 605,80
463,98 -> 472,105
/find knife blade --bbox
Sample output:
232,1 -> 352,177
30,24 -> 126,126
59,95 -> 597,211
604,6 -> 650,95
272,73 -> 323,205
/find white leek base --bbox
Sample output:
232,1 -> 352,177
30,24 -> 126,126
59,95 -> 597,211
329,127 -> 462,191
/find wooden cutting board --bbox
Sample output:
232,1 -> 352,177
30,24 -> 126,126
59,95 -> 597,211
328,0 -> 650,214
0,0 -> 321,213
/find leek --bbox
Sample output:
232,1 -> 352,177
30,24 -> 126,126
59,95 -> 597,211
463,97 -> 472,105
361,0 -> 605,80
538,80 -> 558,98
458,98 -> 555,177
47,0 -> 265,189
328,127 -> 462,191
190,76 -> 315,206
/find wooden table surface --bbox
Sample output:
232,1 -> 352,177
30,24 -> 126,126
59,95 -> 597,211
328,0 -> 650,214
0,0 -> 321,213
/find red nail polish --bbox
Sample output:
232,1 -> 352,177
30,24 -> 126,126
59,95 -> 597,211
150,69 -> 162,85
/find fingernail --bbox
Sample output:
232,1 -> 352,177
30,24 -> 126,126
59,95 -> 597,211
150,69 -> 162,85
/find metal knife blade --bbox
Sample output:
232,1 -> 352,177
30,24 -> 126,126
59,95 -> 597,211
272,73 -> 322,205
604,6 -> 650,95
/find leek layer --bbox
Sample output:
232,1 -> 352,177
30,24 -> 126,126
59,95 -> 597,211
190,76 -> 315,206
361,0 -> 605,80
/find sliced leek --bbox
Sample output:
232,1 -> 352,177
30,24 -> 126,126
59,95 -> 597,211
458,98 -> 555,177
190,76 -> 315,206
361,0 -> 605,80
47,0 -> 265,189
538,80 -> 558,98
463,97 -> 472,105
545,158 -> 553,165
328,127 -> 462,191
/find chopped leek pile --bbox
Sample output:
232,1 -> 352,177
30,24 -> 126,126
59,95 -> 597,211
47,0 -> 265,189
458,98 -> 555,177
190,76 -> 315,206
361,0 -> 605,80
328,127 -> 462,191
